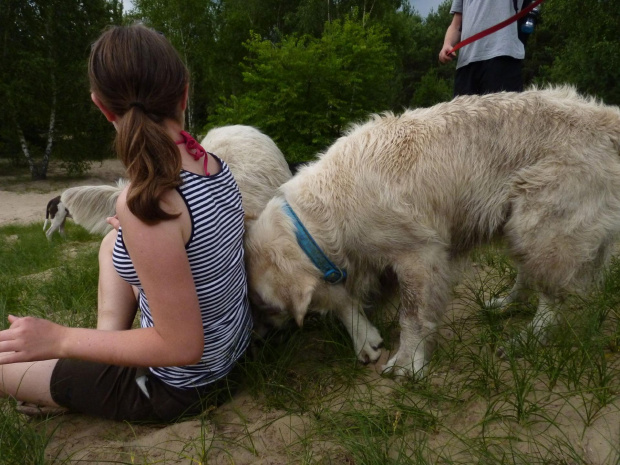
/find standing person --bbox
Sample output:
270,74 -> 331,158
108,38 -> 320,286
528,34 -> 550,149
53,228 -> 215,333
0,24 -> 252,422
439,0 -> 525,96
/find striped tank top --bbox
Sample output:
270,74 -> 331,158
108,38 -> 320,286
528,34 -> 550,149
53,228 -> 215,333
112,159 -> 252,389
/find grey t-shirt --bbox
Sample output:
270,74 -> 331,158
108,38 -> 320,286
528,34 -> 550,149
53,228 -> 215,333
451,0 -> 525,69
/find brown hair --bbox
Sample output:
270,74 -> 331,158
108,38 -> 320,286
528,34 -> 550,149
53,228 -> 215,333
88,24 -> 189,222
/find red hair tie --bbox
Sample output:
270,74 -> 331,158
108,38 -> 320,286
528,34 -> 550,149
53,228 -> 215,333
176,130 -> 210,176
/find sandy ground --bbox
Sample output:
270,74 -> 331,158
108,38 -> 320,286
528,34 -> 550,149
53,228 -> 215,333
0,159 -> 127,227
0,159 -> 336,463
2,160 -> 619,464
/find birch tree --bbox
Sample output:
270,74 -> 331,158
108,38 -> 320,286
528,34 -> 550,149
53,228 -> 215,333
0,0 -> 120,179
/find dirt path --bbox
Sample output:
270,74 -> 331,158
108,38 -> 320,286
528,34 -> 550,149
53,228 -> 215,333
0,159 -> 126,226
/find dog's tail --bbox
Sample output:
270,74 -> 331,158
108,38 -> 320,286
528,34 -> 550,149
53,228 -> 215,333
60,179 -> 128,235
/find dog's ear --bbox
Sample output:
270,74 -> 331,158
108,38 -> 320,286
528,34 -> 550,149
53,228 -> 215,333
244,213 -> 258,224
291,281 -> 314,327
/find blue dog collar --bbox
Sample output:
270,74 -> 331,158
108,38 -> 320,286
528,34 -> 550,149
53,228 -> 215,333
282,200 -> 347,285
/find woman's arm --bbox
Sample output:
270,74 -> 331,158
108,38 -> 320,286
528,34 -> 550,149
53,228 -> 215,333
0,190 -> 204,368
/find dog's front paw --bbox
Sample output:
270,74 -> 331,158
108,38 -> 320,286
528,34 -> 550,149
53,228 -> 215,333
485,295 -> 511,310
354,325 -> 384,364
381,349 -> 426,378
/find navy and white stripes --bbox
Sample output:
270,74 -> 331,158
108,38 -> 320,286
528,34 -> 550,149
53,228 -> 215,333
113,159 -> 252,389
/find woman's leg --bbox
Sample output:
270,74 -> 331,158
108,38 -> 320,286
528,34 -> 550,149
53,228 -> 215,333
0,360 -> 60,407
97,229 -> 138,330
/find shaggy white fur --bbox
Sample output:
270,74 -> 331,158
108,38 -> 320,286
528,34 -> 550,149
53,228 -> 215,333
244,86 -> 620,376
60,179 -> 128,235
200,125 -> 292,220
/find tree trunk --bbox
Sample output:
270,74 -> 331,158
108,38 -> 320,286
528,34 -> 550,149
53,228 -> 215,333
15,72 -> 56,181
40,72 -> 57,179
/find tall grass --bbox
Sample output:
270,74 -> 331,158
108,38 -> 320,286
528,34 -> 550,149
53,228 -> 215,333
0,223 -> 99,464
0,400 -> 56,465
1,225 -> 619,464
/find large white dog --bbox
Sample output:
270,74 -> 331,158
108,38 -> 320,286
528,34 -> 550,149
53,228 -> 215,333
244,87 -> 620,376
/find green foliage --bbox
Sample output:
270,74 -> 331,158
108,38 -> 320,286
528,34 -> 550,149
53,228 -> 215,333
387,1 -> 455,108
410,69 -> 453,108
284,0 -> 409,37
209,16 -> 396,161
0,0 -> 121,177
530,0 -> 620,104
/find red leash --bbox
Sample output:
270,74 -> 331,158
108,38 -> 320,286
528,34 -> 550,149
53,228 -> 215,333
448,0 -> 546,56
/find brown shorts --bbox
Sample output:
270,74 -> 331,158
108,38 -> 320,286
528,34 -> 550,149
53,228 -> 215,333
50,358 -> 243,422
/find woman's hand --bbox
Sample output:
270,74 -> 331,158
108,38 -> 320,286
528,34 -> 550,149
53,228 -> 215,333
106,214 -> 120,231
0,315 -> 67,364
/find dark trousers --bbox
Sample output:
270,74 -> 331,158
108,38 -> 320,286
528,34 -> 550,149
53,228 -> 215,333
50,358 -> 245,422
454,56 -> 523,97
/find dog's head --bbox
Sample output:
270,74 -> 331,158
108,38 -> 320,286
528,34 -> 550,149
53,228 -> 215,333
244,199 -> 320,336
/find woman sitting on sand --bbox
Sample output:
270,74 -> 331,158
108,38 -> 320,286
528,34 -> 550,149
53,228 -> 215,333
0,24 -> 252,422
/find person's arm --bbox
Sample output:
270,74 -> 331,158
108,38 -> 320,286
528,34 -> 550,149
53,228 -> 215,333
0,191 -> 204,368
439,12 -> 462,63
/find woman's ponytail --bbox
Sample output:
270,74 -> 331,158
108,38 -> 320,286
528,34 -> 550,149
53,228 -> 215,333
115,105 -> 182,221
